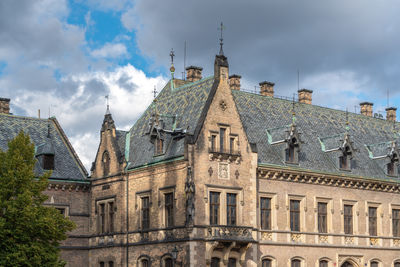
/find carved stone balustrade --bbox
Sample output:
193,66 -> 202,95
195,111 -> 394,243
206,225 -> 253,242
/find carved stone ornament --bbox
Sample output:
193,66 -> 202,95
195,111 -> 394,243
208,167 -> 213,177
185,167 -> 195,227
218,162 -> 229,179
219,100 -> 227,111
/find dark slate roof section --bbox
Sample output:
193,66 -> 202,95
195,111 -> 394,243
127,77 -> 215,169
232,90 -> 400,182
116,130 -> 127,163
0,114 -> 88,180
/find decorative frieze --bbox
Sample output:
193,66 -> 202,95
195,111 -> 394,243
258,168 -> 400,193
47,182 -> 90,192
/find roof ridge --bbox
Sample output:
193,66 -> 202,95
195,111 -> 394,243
232,90 -> 398,125
0,113 -> 53,121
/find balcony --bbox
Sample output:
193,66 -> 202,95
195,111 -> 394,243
208,148 -> 241,162
206,225 -> 253,242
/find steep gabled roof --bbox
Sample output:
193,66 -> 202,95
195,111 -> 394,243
232,90 -> 400,182
126,76 -> 215,169
0,114 -> 88,181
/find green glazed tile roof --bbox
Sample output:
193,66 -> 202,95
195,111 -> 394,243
0,114 -> 87,180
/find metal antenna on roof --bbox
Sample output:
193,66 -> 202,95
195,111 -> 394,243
292,93 -> 296,125
297,69 -> 300,91
183,41 -> 187,80
152,86 -> 158,100
218,22 -> 225,56
47,121 -> 51,138
345,108 -> 350,132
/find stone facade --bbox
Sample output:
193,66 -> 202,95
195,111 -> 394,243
85,52 -> 400,267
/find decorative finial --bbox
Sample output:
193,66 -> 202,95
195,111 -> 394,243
152,86 -> 158,101
105,95 -> 110,114
345,108 -> 350,132
218,22 -> 225,55
169,48 -> 175,79
291,93 -> 296,125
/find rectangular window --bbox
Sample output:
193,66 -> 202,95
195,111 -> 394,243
228,258 -> 236,267
369,207 -> 377,236
393,209 -> 400,237
220,128 -> 226,153
108,202 -> 114,233
155,138 -> 163,154
56,207 -> 66,216
290,200 -> 300,231
227,193 -> 237,225
211,135 -> 217,152
165,192 -> 174,227
109,262 -> 114,267
286,146 -> 295,163
211,258 -> 220,267
230,137 -> 235,154
291,259 -> 301,267
142,197 -> 150,230
344,205 -> 353,234
260,197 -> 271,230
388,162 -> 395,176
210,192 -> 220,225
100,203 -> 105,233
318,202 -> 327,233
340,155 -> 348,169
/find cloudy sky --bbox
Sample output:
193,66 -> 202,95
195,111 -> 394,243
1,0 -> 400,171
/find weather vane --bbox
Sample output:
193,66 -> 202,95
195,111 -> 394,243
169,48 -> 175,80
218,22 -> 225,55
105,95 -> 110,113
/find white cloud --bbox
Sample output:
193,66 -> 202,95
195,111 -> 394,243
11,64 -> 166,171
91,43 -> 128,59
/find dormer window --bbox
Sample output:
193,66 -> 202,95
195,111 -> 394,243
285,136 -> 299,164
387,152 -> 398,176
339,146 -> 352,170
43,154 -> 54,170
102,151 -> 110,176
155,137 -> 164,155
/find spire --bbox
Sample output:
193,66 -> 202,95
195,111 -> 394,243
105,95 -> 110,115
169,48 -> 175,79
218,22 -> 225,56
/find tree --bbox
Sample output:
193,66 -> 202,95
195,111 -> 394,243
0,131 -> 75,267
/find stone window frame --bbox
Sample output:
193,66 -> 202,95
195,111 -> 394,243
158,185 -> 176,229
44,203 -> 70,218
365,201 -> 381,237
318,257 -> 333,267
286,194 -> 306,232
95,196 -> 116,235
136,190 -> 151,230
97,256 -> 116,267
289,257 -> 305,267
259,192 -> 278,231
340,199 -> 358,235
261,256 -> 276,267
369,259 -> 382,267
314,197 -> 333,234
205,184 -> 243,226
390,204 -> 400,237
137,255 -> 151,267
393,260 -> 400,267
160,253 -> 174,267
208,124 -> 239,154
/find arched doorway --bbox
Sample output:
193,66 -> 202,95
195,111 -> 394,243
341,262 -> 353,267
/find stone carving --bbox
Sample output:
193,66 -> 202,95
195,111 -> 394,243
185,166 -> 195,227
291,233 -> 302,242
235,169 -> 240,179
370,237 -> 379,246
344,236 -> 354,244
207,226 -> 252,240
261,232 -> 272,241
219,100 -> 227,111
319,235 -> 328,244
218,162 -> 229,179
208,167 -> 213,177
393,239 -> 400,246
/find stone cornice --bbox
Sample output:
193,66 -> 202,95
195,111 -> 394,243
258,166 -> 400,193
47,181 -> 90,192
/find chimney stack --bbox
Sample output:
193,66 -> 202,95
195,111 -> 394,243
185,66 -> 203,82
360,102 -> 373,117
229,74 -> 241,90
386,107 -> 397,122
259,81 -> 275,97
0,98 -> 10,114
298,89 -> 313,104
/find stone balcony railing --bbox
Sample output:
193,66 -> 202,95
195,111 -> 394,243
206,225 -> 254,241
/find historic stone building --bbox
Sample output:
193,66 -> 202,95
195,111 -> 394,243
0,99 -> 90,266
88,49 -> 400,267
2,46 -> 400,267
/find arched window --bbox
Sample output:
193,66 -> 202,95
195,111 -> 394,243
291,259 -> 301,267
262,259 -> 272,267
320,260 -> 328,267
394,262 -> 400,267
108,261 -> 114,267
141,258 -> 149,267
341,261 -> 353,267
370,261 -> 379,267
211,257 -> 220,267
164,258 -> 173,267
339,145 -> 352,170
102,151 -> 110,176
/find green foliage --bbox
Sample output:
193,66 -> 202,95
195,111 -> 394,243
0,132 -> 75,267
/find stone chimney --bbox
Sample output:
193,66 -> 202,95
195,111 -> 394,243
0,98 -> 10,114
386,107 -> 397,122
259,81 -> 275,97
298,89 -> 313,104
186,66 -> 203,82
229,74 -> 241,90
360,102 -> 373,117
